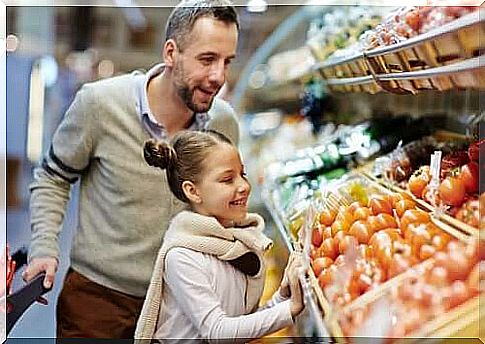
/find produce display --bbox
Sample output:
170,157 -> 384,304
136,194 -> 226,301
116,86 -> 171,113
374,137 -> 483,229
339,239 -> 482,338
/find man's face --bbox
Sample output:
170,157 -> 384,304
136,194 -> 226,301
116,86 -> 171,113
172,17 -> 238,113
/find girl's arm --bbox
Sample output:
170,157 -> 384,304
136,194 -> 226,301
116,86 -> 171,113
164,248 -> 294,343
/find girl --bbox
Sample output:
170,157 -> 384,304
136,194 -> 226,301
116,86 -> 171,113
135,130 -> 305,342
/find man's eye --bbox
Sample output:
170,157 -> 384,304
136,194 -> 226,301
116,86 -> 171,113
221,178 -> 233,183
201,58 -> 214,65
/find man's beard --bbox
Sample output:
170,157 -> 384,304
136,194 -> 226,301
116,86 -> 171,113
177,84 -> 214,114
173,62 -> 217,113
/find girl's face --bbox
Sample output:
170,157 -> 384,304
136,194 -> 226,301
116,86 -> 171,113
192,143 -> 251,227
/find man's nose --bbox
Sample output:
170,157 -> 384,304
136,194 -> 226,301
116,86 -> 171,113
208,62 -> 225,86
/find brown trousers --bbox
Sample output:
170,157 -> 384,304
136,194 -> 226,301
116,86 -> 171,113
56,268 -> 145,339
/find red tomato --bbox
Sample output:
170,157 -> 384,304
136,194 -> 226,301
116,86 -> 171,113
368,195 -> 393,216
439,176 -> 466,207
348,221 -> 371,244
459,162 -> 478,194
311,226 -> 323,247
312,257 -> 334,277
319,208 -> 337,226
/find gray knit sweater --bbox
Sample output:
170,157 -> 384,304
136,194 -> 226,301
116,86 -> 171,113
29,72 -> 239,297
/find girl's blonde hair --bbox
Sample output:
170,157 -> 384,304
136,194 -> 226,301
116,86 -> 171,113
143,130 -> 233,203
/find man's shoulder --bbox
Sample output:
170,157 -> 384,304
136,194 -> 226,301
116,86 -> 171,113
208,98 -> 237,122
80,73 -> 136,99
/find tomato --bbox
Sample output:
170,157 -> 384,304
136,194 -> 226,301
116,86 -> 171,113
331,219 -> 350,237
353,206 -> 371,222
339,235 -> 359,255
382,228 -> 402,241
318,268 -> 333,290
431,234 -> 450,251
348,221 -> 371,244
312,257 -> 334,277
311,226 -> 323,247
439,176 -> 466,207
427,266 -> 448,287
419,244 -> 436,261
459,162 -> 479,194
366,216 -> 381,234
395,199 -> 416,218
335,209 -> 354,228
319,208 -> 337,226
347,202 -> 362,216
468,140 -> 482,162
319,238 -> 338,260
388,254 -> 413,279
393,240 -> 412,257
408,166 -> 430,198
375,213 -> 398,230
358,244 -> 374,260
405,9 -> 421,31
368,195 -> 393,216
323,226 -> 333,240
400,209 -> 430,232
333,230 -> 346,250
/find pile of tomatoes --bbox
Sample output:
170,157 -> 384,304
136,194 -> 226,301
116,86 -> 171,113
406,141 -> 481,227
338,239 -> 482,338
310,190 -> 458,308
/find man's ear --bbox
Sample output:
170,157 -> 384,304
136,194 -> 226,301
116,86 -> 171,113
163,39 -> 178,68
182,180 -> 201,204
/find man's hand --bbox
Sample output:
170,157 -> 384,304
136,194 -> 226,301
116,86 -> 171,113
22,257 -> 58,289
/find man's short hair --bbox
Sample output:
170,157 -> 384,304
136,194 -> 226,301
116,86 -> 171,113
165,0 -> 239,51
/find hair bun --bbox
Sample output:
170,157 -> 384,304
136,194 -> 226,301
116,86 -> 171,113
143,139 -> 177,170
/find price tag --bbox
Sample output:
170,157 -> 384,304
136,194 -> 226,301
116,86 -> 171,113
429,150 -> 442,190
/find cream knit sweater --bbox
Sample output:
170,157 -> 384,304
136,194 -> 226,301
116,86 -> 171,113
135,210 -> 273,341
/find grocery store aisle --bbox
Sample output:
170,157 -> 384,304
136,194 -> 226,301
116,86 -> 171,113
7,186 -> 79,338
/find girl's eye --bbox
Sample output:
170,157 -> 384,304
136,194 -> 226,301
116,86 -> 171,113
221,177 -> 233,183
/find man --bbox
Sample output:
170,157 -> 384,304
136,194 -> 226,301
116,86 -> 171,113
23,0 -> 240,338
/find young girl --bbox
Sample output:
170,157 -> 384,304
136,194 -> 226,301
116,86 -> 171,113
135,130 -> 305,342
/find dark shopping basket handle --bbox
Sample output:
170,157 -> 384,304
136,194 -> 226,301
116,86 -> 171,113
6,273 -> 52,336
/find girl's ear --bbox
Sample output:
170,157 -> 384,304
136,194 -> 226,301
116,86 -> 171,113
163,39 -> 177,68
182,180 -> 201,204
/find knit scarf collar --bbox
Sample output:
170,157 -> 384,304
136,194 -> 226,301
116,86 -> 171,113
135,210 -> 272,340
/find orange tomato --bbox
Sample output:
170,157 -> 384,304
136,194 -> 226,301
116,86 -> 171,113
322,226 -> 333,240
375,213 -> 398,230
400,209 -> 430,232
349,221 -> 371,244
353,206 -> 371,222
347,202 -> 362,216
318,268 -> 334,290
319,208 -> 337,226
312,257 -> 334,276
439,176 -> 466,207
339,235 -> 359,255
408,166 -> 430,198
333,230 -> 346,250
368,195 -> 393,216
419,244 -> 436,261
395,199 -> 416,218
320,238 -> 338,260
311,226 -> 323,247
331,219 -> 350,237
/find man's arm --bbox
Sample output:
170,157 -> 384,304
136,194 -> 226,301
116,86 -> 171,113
24,84 -> 97,288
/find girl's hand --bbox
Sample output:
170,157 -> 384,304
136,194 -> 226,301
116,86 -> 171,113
288,253 -> 305,318
280,251 -> 302,298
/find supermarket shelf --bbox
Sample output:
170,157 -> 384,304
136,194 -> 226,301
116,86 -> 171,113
313,52 -> 365,71
326,75 -> 375,86
365,10 -> 484,58
376,56 -> 484,81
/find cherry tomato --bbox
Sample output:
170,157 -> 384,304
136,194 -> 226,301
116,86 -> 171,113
368,195 -> 393,216
348,221 -> 371,244
319,208 -> 337,226
400,209 -> 430,232
318,268 -> 334,290
331,219 -> 350,237
312,257 -> 334,277
311,226 -> 323,247
395,199 -> 416,218
439,176 -> 466,207
419,244 -> 436,261
460,162 -> 479,194
322,226 -> 333,240
319,238 -> 338,260
376,213 -> 398,230
339,235 -> 359,255
353,206 -> 371,222
408,166 -> 431,198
